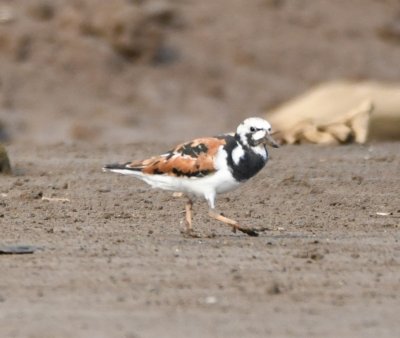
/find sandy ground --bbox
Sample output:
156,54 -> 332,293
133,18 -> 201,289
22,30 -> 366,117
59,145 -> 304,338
0,141 -> 399,338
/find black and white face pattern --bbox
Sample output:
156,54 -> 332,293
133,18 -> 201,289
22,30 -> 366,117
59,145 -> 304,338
236,117 -> 274,148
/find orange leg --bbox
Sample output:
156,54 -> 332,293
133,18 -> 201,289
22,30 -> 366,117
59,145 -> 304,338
185,199 -> 193,232
182,199 -> 201,238
208,211 -> 259,237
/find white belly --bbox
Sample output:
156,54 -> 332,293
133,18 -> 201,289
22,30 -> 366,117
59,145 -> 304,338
139,166 -> 241,198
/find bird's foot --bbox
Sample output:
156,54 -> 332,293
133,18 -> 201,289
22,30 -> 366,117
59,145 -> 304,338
234,226 -> 259,237
180,228 -> 217,239
181,228 -> 202,238
234,225 -> 273,236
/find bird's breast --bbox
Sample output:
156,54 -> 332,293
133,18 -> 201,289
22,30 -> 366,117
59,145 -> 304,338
227,146 -> 268,182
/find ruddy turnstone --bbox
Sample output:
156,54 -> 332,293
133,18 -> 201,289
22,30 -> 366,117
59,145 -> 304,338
103,117 -> 279,237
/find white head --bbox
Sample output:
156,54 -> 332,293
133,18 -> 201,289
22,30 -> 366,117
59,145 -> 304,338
236,117 -> 279,148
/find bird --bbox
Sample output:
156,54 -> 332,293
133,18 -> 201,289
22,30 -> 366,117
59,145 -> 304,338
103,117 -> 279,237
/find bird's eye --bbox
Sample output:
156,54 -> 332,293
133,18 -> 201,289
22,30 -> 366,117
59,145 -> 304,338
250,127 -> 256,132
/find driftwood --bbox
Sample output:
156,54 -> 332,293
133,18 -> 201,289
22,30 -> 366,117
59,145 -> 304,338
265,81 -> 400,145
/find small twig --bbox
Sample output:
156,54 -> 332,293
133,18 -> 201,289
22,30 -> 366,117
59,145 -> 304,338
41,196 -> 70,202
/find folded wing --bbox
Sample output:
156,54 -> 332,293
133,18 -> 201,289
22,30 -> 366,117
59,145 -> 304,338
125,137 -> 227,178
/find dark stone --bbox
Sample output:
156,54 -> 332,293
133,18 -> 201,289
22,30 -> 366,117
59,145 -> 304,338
0,144 -> 11,174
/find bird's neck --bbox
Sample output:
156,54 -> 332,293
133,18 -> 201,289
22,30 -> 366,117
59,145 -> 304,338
234,133 -> 268,160
226,135 -> 268,182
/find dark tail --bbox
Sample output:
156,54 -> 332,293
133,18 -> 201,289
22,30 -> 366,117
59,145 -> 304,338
103,162 -> 128,170
102,162 -> 141,172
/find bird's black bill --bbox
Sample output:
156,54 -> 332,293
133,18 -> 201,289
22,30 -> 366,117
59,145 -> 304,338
264,133 -> 280,148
